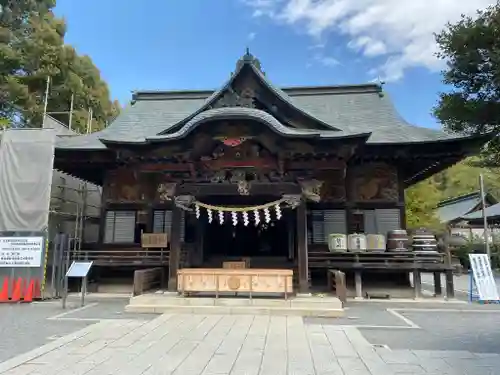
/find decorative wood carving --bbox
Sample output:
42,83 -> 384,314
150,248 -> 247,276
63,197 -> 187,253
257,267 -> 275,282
200,139 -> 278,171
298,179 -> 324,202
351,162 -> 399,201
157,182 -> 177,202
317,170 -> 346,201
212,88 -> 256,109
106,168 -> 144,202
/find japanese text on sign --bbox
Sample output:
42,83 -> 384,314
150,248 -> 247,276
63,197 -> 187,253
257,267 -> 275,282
0,236 -> 44,268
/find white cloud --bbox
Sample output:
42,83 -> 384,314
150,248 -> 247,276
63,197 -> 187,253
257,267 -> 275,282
248,32 -> 257,41
242,0 -> 495,81
314,54 -> 340,67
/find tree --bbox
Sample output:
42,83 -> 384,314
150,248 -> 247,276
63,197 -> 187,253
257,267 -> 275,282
434,2 -> 500,166
405,179 -> 443,230
0,0 -> 119,132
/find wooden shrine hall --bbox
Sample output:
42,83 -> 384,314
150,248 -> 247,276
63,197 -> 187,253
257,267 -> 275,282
54,51 -> 489,299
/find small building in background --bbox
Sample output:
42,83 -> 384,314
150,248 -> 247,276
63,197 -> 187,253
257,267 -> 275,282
436,191 -> 498,242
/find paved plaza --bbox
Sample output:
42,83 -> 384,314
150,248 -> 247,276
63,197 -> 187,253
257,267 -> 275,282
0,299 -> 500,375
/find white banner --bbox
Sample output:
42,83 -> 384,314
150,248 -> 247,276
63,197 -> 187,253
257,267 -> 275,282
469,254 -> 500,301
0,236 -> 44,268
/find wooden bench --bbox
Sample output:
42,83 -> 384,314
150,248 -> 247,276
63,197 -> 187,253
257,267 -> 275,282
177,268 -> 293,299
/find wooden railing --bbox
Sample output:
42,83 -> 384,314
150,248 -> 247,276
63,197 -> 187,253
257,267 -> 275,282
72,248 -> 170,266
308,250 -> 448,271
133,267 -> 165,296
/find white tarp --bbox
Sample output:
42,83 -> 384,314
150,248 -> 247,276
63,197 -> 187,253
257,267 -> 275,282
0,129 -> 55,231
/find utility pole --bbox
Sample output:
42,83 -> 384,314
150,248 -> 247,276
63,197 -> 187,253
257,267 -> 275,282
479,173 -> 491,258
68,93 -> 74,131
87,108 -> 93,134
42,76 -> 51,124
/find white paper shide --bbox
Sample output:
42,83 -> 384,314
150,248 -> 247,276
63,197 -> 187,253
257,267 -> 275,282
0,236 -> 44,268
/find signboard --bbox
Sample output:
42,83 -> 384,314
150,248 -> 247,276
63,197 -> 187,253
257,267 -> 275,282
141,233 -> 168,248
0,236 -> 43,268
469,254 -> 499,301
66,261 -> 93,278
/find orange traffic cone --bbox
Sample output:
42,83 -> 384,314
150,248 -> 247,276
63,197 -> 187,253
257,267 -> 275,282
23,279 -> 35,303
10,278 -> 23,302
0,277 -> 9,302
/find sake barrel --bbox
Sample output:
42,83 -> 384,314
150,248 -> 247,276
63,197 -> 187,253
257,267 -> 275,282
386,229 -> 409,252
328,234 -> 347,252
366,234 -> 386,251
347,233 -> 367,252
411,228 -> 438,253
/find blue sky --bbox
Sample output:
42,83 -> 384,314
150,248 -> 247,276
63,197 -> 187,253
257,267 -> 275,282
53,0 -> 493,130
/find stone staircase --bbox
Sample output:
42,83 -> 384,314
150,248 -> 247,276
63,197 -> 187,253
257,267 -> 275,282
125,293 -> 344,317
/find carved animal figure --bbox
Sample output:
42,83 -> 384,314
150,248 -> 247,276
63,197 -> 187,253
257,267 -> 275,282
299,179 -> 324,202
157,183 -> 176,201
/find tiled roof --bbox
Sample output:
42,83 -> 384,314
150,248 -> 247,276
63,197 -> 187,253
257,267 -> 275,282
436,191 -> 498,223
462,202 -> 500,221
55,53 -> 471,150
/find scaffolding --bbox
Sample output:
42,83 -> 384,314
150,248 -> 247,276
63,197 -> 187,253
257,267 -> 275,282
47,179 -> 102,298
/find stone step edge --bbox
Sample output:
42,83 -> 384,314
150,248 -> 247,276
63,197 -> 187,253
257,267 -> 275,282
124,304 -> 345,317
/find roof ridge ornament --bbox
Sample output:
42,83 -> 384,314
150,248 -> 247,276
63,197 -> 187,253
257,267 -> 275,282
235,48 -> 263,73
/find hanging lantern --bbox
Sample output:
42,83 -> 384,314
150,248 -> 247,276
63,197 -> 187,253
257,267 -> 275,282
254,209 -> 260,226
243,211 -> 249,226
264,207 -> 271,223
231,211 -> 238,226
275,204 -> 282,220
207,208 -> 213,223
195,204 -> 200,219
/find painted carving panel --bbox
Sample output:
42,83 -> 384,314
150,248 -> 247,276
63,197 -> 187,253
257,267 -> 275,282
318,170 -> 346,201
351,162 -> 399,201
105,169 -> 145,202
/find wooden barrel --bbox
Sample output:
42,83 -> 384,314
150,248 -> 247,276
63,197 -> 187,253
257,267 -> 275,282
328,234 -> 347,252
347,234 -> 367,252
411,228 -> 438,253
386,229 -> 409,252
366,234 -> 386,251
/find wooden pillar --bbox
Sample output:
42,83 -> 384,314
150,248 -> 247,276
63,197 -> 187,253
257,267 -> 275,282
296,202 -> 309,294
433,272 -> 442,296
354,271 -> 363,299
445,269 -> 455,299
413,269 -> 422,299
168,206 -> 182,291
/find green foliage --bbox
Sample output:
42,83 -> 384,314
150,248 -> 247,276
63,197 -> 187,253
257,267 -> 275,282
434,2 -> 500,166
405,179 -> 443,230
0,0 -> 119,132
406,158 -> 500,230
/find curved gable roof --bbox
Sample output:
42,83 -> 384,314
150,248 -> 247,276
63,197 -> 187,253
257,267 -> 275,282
143,107 -> 369,143
54,52 -> 485,150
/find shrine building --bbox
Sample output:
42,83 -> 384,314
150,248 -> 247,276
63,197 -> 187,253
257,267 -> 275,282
54,51 -> 489,296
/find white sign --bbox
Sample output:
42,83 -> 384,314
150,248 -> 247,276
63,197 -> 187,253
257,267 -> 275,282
469,254 -> 500,301
0,236 -> 44,268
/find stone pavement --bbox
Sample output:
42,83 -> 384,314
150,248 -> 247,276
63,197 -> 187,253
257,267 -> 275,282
1,313 -> 499,375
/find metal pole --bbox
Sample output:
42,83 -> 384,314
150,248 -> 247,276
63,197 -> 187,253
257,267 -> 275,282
42,76 -> 51,124
80,276 -> 86,307
68,93 -> 74,131
479,174 -> 491,258
50,235 -> 58,298
62,236 -> 71,309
